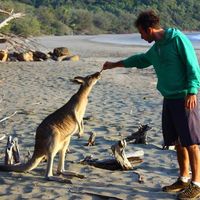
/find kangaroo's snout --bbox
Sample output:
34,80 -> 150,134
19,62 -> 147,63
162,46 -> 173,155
91,72 -> 101,79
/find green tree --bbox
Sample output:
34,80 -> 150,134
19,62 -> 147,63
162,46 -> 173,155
10,16 -> 41,36
1,0 -> 200,35
69,9 -> 93,34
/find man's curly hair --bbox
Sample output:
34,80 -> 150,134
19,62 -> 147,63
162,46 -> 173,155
135,10 -> 160,32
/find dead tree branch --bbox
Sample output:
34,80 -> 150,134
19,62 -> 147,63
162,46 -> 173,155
0,8 -> 14,16
0,11 -> 25,29
0,111 -> 18,123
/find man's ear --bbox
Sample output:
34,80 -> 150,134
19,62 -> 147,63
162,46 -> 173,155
147,27 -> 153,34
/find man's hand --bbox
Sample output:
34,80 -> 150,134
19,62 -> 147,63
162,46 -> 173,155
185,94 -> 197,110
102,61 -> 124,71
102,61 -> 115,70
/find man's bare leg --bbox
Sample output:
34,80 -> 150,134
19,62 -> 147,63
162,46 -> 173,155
187,144 -> 200,182
176,144 -> 190,178
162,144 -> 190,192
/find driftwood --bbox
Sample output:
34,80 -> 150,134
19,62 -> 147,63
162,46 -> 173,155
0,8 -> 25,29
125,124 -> 151,144
105,124 -> 151,170
81,125 -> 150,171
80,153 -> 143,170
0,8 -> 80,62
0,111 -> 18,123
111,140 -> 132,170
80,142 -> 143,171
86,132 -> 96,146
5,136 -> 20,165
0,8 -> 25,51
0,12 -> 25,29
0,9 -> 14,15
0,8 -> 41,55
0,45 -> 80,62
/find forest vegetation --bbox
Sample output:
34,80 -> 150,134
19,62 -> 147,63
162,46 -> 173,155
0,0 -> 200,36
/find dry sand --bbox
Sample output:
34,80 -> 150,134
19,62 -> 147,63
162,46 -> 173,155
0,35 -> 199,200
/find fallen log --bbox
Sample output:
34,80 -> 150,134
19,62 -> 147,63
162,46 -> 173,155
79,149 -> 143,171
79,155 -> 142,170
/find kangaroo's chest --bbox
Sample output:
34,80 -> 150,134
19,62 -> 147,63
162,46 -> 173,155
75,99 -> 88,121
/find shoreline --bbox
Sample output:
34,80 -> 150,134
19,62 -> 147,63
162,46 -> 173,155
35,33 -> 200,51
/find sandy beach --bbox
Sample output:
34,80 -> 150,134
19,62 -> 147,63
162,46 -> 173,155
0,35 -> 199,200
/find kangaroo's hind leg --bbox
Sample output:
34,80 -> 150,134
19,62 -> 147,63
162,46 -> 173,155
57,137 -> 85,179
45,152 -> 56,180
57,136 -> 71,174
45,152 -> 72,183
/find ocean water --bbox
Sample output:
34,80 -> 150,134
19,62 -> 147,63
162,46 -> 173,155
89,32 -> 200,49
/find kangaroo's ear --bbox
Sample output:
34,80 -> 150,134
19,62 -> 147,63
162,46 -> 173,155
71,76 -> 84,84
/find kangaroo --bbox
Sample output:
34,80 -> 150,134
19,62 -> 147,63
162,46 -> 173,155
0,71 -> 101,181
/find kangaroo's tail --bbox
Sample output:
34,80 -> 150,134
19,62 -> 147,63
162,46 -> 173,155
0,153 -> 44,172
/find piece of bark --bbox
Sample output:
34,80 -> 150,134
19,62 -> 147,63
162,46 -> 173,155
12,137 -> 20,164
125,124 -> 151,144
5,136 -> 14,165
4,136 -> 21,165
111,140 -> 133,170
86,132 -> 96,146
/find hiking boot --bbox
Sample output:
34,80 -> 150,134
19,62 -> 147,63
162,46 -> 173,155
177,182 -> 200,200
162,178 -> 190,192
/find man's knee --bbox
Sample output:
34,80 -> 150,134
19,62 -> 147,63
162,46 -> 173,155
186,144 -> 200,152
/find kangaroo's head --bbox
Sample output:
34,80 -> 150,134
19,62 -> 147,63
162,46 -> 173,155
73,72 -> 101,86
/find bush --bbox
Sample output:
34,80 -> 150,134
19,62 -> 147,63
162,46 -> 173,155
10,16 -> 41,36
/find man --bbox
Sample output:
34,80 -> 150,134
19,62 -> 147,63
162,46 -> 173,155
102,10 -> 200,199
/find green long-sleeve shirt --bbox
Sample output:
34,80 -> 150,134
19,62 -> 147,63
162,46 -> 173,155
122,28 -> 200,99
